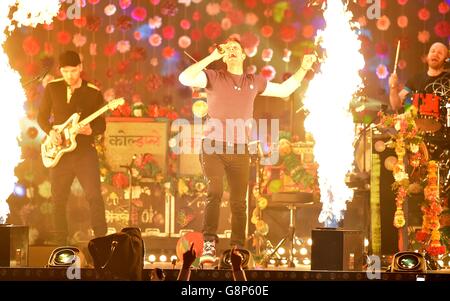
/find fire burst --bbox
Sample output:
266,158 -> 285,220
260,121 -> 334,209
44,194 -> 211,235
303,0 -> 364,227
0,1 -> 61,224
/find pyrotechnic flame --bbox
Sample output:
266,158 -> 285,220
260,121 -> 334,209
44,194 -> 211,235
0,1 -> 61,224
303,0 -> 364,227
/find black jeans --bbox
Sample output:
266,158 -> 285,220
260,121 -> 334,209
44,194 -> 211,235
200,140 -> 250,247
50,145 -> 107,242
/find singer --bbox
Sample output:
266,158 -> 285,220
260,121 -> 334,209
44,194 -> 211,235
37,50 -> 108,245
178,36 -> 316,265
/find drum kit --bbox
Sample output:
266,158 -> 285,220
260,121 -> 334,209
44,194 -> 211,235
410,88 -> 450,197
353,85 -> 450,196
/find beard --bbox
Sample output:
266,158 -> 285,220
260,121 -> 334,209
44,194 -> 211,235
428,58 -> 445,70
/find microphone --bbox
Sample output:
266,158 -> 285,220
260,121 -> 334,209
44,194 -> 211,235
214,44 -> 225,54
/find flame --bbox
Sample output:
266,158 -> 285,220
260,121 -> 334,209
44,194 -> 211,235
0,1 -> 60,224
303,0 -> 364,227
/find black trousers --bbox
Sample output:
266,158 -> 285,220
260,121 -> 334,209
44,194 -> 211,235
200,140 -> 250,247
50,145 -> 107,241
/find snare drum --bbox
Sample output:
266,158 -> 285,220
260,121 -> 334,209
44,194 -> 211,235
410,93 -> 442,133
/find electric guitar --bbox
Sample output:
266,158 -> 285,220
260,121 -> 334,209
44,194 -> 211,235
41,97 -> 125,168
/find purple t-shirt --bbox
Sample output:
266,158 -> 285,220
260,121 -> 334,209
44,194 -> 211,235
203,69 -> 267,144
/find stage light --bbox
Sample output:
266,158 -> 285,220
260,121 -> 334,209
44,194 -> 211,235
364,238 -> 369,247
13,184 -> 26,197
302,258 -> 311,265
148,254 -> 156,263
281,259 -> 288,265
47,246 -> 84,267
159,255 -> 167,262
300,248 -> 308,256
218,248 -> 254,269
170,255 -> 178,262
307,238 -> 313,246
390,251 -> 426,273
269,259 -> 276,265
277,247 -> 286,255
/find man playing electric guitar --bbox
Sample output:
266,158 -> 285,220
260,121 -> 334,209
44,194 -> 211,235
37,50 -> 107,245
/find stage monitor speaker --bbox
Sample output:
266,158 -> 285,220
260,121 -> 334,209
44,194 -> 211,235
389,251 -> 426,273
0,225 -> 28,267
311,228 -> 363,271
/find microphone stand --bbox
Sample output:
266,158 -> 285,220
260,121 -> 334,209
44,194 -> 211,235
120,154 -> 137,227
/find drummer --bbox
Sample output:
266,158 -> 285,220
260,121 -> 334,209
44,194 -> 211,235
389,42 -> 448,112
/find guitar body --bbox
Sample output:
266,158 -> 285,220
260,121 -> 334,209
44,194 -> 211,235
40,97 -> 125,168
41,113 -> 80,168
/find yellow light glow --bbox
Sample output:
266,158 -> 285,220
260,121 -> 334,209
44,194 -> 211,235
303,0 -> 364,226
0,1 -> 60,223
159,255 -> 167,262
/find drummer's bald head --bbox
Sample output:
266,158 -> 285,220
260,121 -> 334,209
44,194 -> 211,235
429,42 -> 448,56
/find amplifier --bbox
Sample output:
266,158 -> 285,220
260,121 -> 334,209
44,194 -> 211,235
311,228 -> 363,271
0,225 -> 28,267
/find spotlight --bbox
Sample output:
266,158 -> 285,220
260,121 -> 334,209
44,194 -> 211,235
218,248 -> 254,269
277,247 -> 286,255
300,247 -> 308,256
390,251 -> 426,273
307,238 -> 313,246
47,246 -> 84,267
170,255 -> 178,262
13,183 -> 26,197
364,238 -> 369,247
159,255 -> 167,262
148,254 -> 156,263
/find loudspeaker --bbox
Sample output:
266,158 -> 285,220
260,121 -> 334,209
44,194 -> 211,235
389,251 -> 426,273
218,248 -> 254,269
311,228 -> 363,271
0,225 -> 28,267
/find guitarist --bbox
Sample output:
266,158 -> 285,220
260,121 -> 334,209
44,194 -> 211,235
37,50 -> 107,245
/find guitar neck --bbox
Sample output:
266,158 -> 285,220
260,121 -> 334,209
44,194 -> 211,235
78,104 -> 110,127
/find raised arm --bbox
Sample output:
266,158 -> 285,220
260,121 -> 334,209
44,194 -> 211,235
388,73 -> 409,112
178,46 -> 225,88
260,54 -> 316,98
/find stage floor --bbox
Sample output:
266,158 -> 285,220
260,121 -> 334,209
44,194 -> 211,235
1,265 -> 449,281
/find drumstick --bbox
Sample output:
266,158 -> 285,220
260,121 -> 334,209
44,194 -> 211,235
393,40 -> 400,74
183,51 -> 198,64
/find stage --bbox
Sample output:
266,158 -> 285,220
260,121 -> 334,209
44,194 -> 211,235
1,266 -> 450,281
